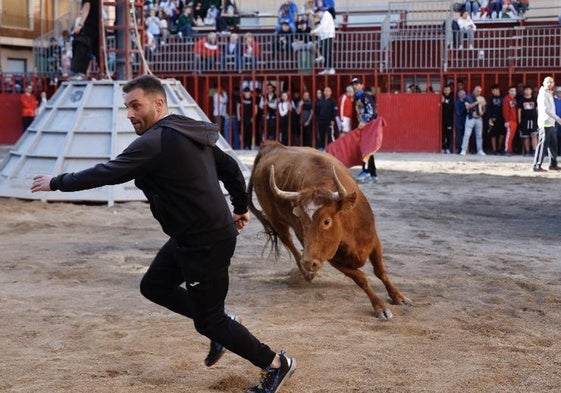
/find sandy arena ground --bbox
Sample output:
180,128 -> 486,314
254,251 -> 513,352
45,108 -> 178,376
1,147 -> 560,393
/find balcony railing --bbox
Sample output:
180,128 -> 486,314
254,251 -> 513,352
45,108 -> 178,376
30,21 -> 561,77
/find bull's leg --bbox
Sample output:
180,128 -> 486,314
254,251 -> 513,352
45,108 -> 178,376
329,260 -> 393,320
273,223 -> 307,279
369,239 -> 411,306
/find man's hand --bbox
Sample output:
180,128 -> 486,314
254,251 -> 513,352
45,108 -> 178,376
233,212 -> 250,231
31,175 -> 54,193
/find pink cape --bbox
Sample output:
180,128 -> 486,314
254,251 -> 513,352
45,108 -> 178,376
326,117 -> 385,167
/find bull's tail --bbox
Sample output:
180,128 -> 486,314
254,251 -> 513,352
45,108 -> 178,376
247,150 -> 282,260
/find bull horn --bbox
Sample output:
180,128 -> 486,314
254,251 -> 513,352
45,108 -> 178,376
330,165 -> 348,201
269,165 -> 300,201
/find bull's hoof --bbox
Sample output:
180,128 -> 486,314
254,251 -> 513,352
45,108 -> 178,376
375,309 -> 393,320
288,268 -> 315,285
304,273 -> 316,282
392,296 -> 412,306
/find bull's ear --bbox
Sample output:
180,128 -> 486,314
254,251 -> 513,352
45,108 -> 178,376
340,191 -> 357,211
292,206 -> 302,217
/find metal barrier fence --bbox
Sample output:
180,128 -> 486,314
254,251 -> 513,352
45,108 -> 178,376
27,21 -> 561,79
139,24 -> 561,75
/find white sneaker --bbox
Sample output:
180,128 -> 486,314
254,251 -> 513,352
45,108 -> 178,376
477,151 -> 486,156
460,150 -> 467,156
314,56 -> 324,63
318,69 -> 328,75
327,68 -> 335,75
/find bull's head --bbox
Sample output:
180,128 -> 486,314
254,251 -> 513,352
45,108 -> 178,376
269,165 -> 357,280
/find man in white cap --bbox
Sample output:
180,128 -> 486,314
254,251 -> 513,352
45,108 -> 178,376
533,76 -> 561,171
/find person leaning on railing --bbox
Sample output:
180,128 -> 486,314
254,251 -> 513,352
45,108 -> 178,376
193,32 -> 221,73
242,33 -> 261,71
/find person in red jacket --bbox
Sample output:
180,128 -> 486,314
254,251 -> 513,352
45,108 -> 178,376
20,85 -> 38,132
502,85 -> 518,155
194,32 -> 221,73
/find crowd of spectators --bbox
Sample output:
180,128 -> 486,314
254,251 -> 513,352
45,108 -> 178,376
441,79 -> 561,160
140,0 -> 337,74
455,0 -> 530,20
451,0 -> 531,50
210,77 -> 381,153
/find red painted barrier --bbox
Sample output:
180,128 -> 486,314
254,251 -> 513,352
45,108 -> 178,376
377,93 -> 441,153
0,94 -> 23,144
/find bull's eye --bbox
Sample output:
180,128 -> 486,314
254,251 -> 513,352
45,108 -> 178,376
323,218 -> 332,228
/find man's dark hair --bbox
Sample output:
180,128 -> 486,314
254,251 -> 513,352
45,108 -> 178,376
123,75 -> 167,101
491,84 -> 500,90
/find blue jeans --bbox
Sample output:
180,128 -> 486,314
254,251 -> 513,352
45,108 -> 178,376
224,117 -> 240,149
462,117 -> 483,153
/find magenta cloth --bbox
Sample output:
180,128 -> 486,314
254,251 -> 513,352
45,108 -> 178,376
326,117 -> 385,167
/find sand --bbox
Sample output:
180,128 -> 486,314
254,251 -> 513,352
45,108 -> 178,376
1,149 -> 560,393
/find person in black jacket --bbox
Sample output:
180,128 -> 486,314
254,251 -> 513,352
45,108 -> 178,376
31,75 -> 296,393
441,84 -> 455,154
314,86 -> 337,150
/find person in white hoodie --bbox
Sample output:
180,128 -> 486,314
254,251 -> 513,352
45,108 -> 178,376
533,76 -> 561,172
311,6 -> 335,75
457,11 -> 476,49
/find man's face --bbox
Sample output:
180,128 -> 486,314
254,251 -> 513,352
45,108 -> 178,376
524,88 -> 532,97
443,86 -> 451,95
124,88 -> 163,135
324,87 -> 331,98
508,87 -> 516,97
473,86 -> 482,96
352,82 -> 361,92
492,88 -> 500,96
544,78 -> 555,91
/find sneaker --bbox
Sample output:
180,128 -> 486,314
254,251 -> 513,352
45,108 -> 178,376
533,166 -> 547,172
327,68 -> 336,75
477,151 -> 486,156
246,350 -> 296,393
548,166 -> 561,171
363,175 -> 378,184
314,56 -> 324,63
354,170 -> 370,183
204,315 -> 240,367
460,150 -> 467,156
318,69 -> 328,75
69,72 -> 86,81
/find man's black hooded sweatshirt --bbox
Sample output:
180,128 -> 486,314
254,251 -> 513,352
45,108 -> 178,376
50,114 -> 247,245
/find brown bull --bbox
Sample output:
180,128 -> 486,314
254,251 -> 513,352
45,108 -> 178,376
247,141 -> 410,319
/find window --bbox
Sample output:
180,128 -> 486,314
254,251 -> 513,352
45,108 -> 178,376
7,58 -> 27,73
1,0 -> 32,29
